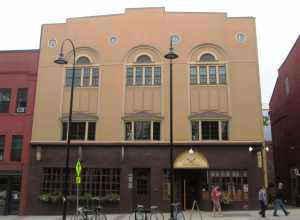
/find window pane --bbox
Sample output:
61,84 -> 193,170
136,55 -> 152,63
74,68 -> 82,87
125,122 -> 132,140
76,56 -> 91,65
0,136 -> 4,161
154,67 -> 161,85
153,122 -> 161,140
82,67 -> 90,87
127,67 -> 134,85
134,121 -> 151,140
92,68 -> 99,86
200,53 -> 216,62
62,123 -> 68,140
201,121 -> 219,140
0,89 -> 11,113
135,67 -> 143,85
144,67 -> 152,85
190,66 -> 197,84
69,122 -> 86,140
199,65 -> 207,84
11,135 -> 23,161
88,122 -> 96,140
222,121 -> 229,140
191,121 -> 199,140
209,66 -> 217,84
65,69 -> 73,87
16,88 -> 28,113
219,65 -> 226,84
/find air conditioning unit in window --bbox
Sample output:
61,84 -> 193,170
16,107 -> 25,113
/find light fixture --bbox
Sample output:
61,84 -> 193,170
248,146 -> 253,152
36,146 -> 42,161
265,146 -> 270,152
188,148 -> 194,154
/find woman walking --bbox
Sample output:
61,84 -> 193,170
211,186 -> 222,217
258,186 -> 267,218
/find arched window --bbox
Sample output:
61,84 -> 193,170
136,55 -> 152,63
76,56 -> 91,65
199,53 -> 216,62
65,56 -> 99,87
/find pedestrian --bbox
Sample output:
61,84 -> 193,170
211,185 -> 222,217
258,186 -> 267,218
273,182 -> 290,217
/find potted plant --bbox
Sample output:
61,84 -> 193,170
49,192 -> 62,204
100,193 -> 120,205
39,193 -> 50,203
221,193 -> 233,209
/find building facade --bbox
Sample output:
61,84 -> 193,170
0,50 -> 39,215
28,8 -> 264,214
270,35 -> 300,206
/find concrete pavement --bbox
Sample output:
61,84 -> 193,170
1,209 -> 300,220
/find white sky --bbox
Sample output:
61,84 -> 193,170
1,0 -> 299,104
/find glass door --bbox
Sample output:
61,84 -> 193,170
0,176 -> 8,215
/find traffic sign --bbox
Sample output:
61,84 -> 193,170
75,160 -> 82,177
76,176 -> 81,184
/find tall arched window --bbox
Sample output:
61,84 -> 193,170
190,52 -> 226,85
65,56 -> 99,87
126,54 -> 161,86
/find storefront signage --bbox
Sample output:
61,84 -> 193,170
174,151 -> 209,169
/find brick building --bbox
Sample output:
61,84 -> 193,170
0,50 -> 39,215
270,35 -> 300,205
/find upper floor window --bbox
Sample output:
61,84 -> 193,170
127,55 -> 161,86
191,120 -> 229,141
0,89 -> 11,113
65,56 -> 99,87
125,121 -> 161,141
16,88 -> 28,113
11,135 -> 23,161
76,56 -> 91,65
284,77 -> 289,96
190,53 -> 226,85
62,121 -> 96,141
200,53 -> 216,62
0,135 -> 4,161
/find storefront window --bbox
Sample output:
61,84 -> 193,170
162,169 -> 170,200
210,170 -> 248,202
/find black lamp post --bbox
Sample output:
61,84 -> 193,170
164,37 -> 178,220
54,39 -> 76,220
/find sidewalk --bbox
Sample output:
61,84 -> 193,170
1,209 -> 300,220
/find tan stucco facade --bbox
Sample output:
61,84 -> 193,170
32,7 -> 263,144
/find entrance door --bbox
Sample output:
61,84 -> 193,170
182,171 -> 200,209
0,175 -> 21,215
133,169 -> 151,208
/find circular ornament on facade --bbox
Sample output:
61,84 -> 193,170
236,32 -> 247,43
48,38 -> 57,48
171,35 -> 181,45
109,35 -> 118,45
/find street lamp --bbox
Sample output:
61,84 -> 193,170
54,39 -> 76,220
164,37 -> 178,220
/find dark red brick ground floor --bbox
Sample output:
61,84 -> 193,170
24,143 -> 264,215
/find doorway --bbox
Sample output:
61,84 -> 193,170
175,169 -> 208,210
0,175 -> 21,215
133,168 -> 151,208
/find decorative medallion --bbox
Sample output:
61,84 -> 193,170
48,38 -> 57,48
171,35 -> 181,45
236,32 -> 247,43
109,35 -> 118,45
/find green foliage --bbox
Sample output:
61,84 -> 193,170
99,193 -> 120,204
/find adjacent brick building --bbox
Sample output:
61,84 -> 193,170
270,35 -> 300,205
0,50 -> 39,215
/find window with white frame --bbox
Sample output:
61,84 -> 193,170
126,55 -> 161,86
125,121 -> 161,140
190,53 -> 227,85
65,56 -> 99,87
62,121 -> 96,140
191,120 -> 229,141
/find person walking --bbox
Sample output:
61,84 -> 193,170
211,186 -> 222,217
273,182 -> 290,217
258,186 -> 268,218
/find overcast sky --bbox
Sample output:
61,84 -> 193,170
1,0 -> 299,104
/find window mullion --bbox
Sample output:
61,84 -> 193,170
207,65 -> 210,84
218,121 -> 222,141
85,122 -> 88,140
132,121 -> 134,140
216,65 -> 219,84
133,67 -> 136,85
142,66 -> 145,85
199,120 -> 202,140
151,66 -> 154,85
80,68 -> 83,87
150,121 -> 153,140
89,67 -> 92,86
